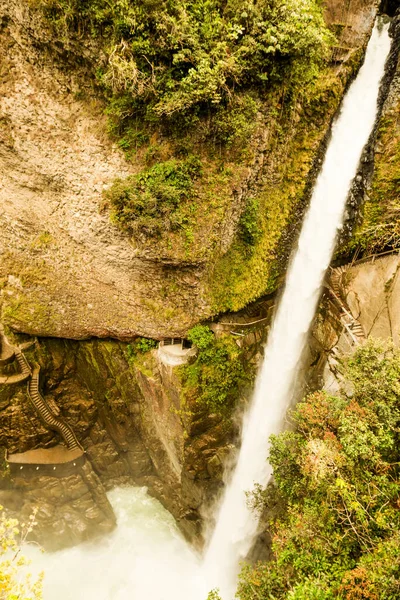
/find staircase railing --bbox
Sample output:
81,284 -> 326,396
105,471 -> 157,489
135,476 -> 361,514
27,365 -> 83,450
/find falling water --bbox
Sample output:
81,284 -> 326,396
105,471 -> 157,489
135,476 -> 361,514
203,18 -> 391,599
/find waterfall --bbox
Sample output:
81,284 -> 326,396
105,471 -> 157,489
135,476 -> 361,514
203,18 -> 391,599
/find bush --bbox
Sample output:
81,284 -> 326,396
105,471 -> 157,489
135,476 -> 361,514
126,337 -> 158,362
237,339 -> 400,600
0,507 -> 43,600
104,156 -> 202,236
186,325 -> 214,350
180,330 -> 248,412
207,95 -> 260,151
36,0 -> 334,128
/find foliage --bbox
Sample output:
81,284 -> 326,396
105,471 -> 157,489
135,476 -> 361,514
186,324 -> 215,350
346,103 -> 400,255
180,328 -> 248,412
0,508 -> 43,600
206,95 -> 260,151
104,156 -> 202,236
36,0 -> 333,128
126,337 -> 158,362
237,339 -> 400,600
239,197 -> 262,246
32,0 -> 348,318
206,590 -> 222,600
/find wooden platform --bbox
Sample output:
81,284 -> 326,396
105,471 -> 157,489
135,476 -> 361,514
7,445 -> 84,464
7,445 -> 86,478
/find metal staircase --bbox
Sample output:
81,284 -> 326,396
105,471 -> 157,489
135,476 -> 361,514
0,333 -> 82,450
28,366 -> 82,450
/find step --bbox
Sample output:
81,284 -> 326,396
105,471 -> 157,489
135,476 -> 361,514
27,366 -> 82,450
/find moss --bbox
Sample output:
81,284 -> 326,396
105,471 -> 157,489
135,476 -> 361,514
2,294 -> 58,330
347,105 -> 400,253
208,63 -> 359,312
0,252 -> 65,333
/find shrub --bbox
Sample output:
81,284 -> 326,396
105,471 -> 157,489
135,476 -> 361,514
35,0 -> 334,128
126,337 -> 158,362
180,330 -> 248,412
104,156 -> 202,236
237,339 -> 400,600
186,325 -> 214,350
0,507 -> 43,600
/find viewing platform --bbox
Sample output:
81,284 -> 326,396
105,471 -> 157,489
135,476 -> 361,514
7,445 -> 85,478
158,338 -> 196,366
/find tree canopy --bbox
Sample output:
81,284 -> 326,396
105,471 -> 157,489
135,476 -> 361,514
238,340 -> 400,600
38,0 -> 334,123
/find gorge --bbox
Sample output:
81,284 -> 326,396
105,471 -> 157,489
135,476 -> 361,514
1,1 -> 400,599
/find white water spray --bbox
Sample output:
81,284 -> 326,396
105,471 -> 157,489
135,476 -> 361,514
203,19 -> 391,599
25,488 -> 210,600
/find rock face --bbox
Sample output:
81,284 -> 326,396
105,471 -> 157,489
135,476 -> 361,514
0,0 -> 208,341
339,8 -> 400,253
1,459 -> 116,551
307,253 -> 400,396
0,327 -> 265,548
340,255 -> 400,344
0,0 -> 379,339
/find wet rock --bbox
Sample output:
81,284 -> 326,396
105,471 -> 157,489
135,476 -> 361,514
3,458 -> 116,551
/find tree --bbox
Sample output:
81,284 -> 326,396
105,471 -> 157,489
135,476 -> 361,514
238,340 -> 400,599
0,508 -> 43,600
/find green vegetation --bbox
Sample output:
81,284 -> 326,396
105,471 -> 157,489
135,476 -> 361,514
207,590 -> 222,600
31,0 -> 367,316
104,156 -> 202,237
186,324 -> 215,350
239,197 -> 262,247
346,100 -> 400,255
208,65 -> 357,312
180,326 -> 249,412
237,339 -> 400,599
36,0 -> 333,130
32,1 -> 342,285
0,508 -> 43,600
126,337 -> 158,363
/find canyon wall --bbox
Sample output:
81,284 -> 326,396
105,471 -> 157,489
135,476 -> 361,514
1,0 -> 400,552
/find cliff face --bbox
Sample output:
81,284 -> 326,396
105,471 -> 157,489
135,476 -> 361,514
0,325 -> 265,548
309,252 -> 400,403
338,9 -> 400,254
0,0 -> 378,340
1,0 -> 399,553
